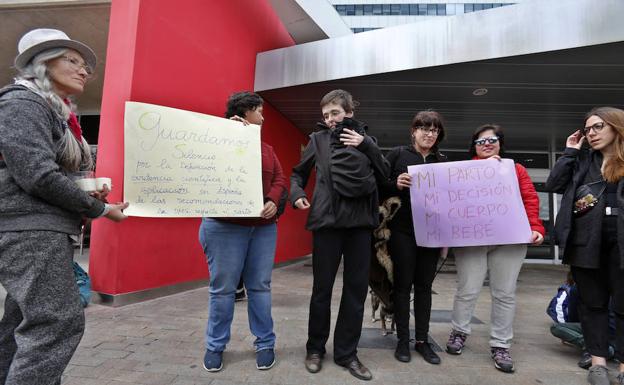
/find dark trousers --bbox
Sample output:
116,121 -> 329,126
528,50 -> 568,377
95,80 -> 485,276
306,228 -> 371,365
571,218 -> 624,362
389,230 -> 439,342
0,231 -> 84,385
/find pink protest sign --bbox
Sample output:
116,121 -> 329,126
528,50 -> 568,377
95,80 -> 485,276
408,158 -> 532,247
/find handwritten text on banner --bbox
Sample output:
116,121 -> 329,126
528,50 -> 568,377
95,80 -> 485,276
123,101 -> 263,217
408,159 -> 532,247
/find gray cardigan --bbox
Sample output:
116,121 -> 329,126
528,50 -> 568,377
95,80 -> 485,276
0,85 -> 105,234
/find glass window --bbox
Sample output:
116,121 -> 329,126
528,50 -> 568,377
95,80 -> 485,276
373,4 -> 382,14
355,4 -> 363,15
335,5 -> 346,16
401,4 -> 410,15
364,4 -> 373,15
446,3 -> 456,15
346,4 -> 355,15
464,4 -> 474,13
390,4 -> 400,15
382,4 -> 391,14
493,3 -> 502,7
427,4 -> 437,15
437,4 -> 446,15
418,4 -> 427,15
483,3 -> 493,9
474,4 -> 484,11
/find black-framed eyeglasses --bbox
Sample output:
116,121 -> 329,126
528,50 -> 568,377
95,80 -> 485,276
474,136 -> 499,146
416,126 -> 440,136
581,121 -> 606,136
61,55 -> 93,76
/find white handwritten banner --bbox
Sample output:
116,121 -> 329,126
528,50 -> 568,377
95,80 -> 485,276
408,159 -> 532,247
123,101 -> 263,217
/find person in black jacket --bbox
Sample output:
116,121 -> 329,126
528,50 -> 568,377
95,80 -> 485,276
545,107 -> 624,385
291,89 -> 390,381
380,110 -> 447,365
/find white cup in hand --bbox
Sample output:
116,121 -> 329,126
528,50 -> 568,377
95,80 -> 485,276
96,177 -> 112,192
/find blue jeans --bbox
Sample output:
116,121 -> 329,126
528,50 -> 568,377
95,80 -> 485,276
199,218 -> 277,352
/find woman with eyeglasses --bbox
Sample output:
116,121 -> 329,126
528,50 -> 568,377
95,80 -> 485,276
381,110 -> 447,365
445,124 -> 544,374
546,107 -> 624,385
0,28 -> 128,384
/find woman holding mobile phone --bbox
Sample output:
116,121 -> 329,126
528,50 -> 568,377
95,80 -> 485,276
546,107 -> 624,385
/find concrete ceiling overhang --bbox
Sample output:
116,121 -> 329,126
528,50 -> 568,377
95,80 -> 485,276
268,0 -> 351,44
0,0 -> 111,114
255,0 -> 624,155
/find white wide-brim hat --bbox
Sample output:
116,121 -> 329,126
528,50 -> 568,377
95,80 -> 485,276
14,28 -> 96,71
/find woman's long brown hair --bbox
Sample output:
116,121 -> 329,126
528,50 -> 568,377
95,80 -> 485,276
587,107 -> 624,183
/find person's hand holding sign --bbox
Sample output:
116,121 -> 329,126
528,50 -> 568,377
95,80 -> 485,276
396,172 -> 412,190
260,200 -> 277,219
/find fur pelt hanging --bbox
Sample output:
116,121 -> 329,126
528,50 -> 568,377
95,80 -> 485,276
373,196 -> 402,284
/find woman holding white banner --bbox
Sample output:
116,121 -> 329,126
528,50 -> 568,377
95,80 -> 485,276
198,91 -> 287,373
381,110 -> 447,365
546,107 -> 624,385
0,28 -> 128,385
445,124 -> 544,374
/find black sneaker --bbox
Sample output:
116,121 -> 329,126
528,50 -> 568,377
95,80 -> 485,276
491,347 -> 514,373
578,350 -> 592,370
415,341 -> 441,365
394,340 -> 411,362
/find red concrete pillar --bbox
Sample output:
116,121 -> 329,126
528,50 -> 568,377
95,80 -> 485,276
90,0 -> 312,303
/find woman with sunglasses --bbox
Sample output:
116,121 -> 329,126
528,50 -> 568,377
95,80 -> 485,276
381,110 -> 447,365
445,124 -> 544,374
546,107 -> 624,385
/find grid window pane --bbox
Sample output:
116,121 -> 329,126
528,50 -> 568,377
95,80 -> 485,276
391,4 -> 400,15
446,3 -> 456,15
401,4 -> 410,15
427,4 -> 437,15
373,4 -> 382,14
474,4 -> 484,11
465,4 -> 474,12
346,4 -> 355,15
410,4 -> 419,15
483,4 -> 493,9
437,4 -> 446,15
383,4 -> 391,14
335,5 -> 346,16
418,4 -> 427,15
364,4 -> 373,15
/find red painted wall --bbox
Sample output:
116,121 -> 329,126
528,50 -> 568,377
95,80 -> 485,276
90,0 -> 311,294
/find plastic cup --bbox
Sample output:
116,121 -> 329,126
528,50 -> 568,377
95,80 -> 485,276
72,171 -> 96,192
96,177 -> 112,191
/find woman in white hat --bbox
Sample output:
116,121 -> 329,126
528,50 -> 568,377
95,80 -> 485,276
0,28 -> 128,384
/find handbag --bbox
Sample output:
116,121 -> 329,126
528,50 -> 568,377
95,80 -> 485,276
73,261 -> 92,307
573,180 -> 606,216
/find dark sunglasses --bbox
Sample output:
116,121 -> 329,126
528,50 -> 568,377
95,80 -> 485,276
581,122 -> 606,136
474,136 -> 499,146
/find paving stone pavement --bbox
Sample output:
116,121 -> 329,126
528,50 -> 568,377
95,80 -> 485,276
0,255 -> 612,384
